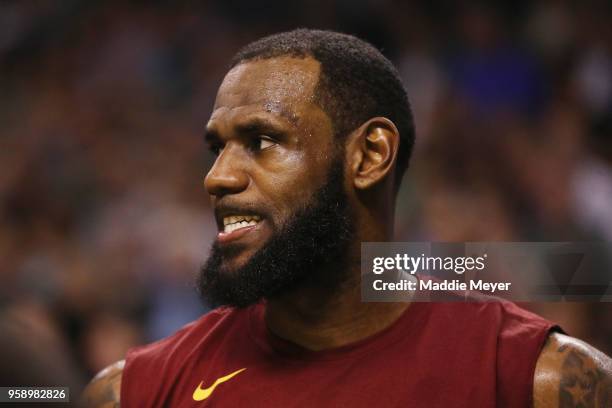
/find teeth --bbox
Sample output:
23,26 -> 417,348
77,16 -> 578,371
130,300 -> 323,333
222,215 -> 261,233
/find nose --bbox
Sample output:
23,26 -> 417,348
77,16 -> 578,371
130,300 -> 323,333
204,146 -> 249,197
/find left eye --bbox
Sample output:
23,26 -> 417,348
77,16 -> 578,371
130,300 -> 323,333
253,136 -> 276,151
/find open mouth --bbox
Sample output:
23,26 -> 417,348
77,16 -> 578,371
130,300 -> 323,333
214,206 -> 267,245
222,214 -> 262,234
217,214 -> 263,244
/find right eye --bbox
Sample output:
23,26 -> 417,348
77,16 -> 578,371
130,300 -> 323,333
209,143 -> 224,157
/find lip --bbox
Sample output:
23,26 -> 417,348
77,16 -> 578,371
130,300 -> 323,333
217,221 -> 262,244
214,205 -> 264,230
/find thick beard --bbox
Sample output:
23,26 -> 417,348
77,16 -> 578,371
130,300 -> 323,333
197,159 -> 353,308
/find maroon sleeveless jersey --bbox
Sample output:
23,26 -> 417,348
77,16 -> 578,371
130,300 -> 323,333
122,301 -> 557,407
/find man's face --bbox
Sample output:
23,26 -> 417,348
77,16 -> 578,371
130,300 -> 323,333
203,56 -> 337,272
199,56 -> 354,307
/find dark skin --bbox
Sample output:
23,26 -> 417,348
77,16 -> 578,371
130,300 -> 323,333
534,333 -> 612,407
81,360 -> 122,407
82,56 -> 612,407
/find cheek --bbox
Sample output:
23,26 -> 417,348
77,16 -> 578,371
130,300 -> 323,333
254,152 -> 325,225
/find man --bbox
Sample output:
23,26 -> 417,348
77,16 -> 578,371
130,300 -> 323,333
83,29 -> 611,407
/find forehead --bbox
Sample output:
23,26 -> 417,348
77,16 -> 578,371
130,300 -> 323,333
212,56 -> 321,120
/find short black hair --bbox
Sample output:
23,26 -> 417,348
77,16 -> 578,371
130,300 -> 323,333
230,28 -> 415,190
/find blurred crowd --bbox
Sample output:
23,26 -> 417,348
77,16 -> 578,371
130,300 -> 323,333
1,0 -> 611,392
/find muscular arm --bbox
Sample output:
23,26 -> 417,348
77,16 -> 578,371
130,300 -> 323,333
534,332 -> 612,407
81,360 -> 124,408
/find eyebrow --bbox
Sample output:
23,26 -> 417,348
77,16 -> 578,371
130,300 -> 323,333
204,112 -> 296,143
234,117 -> 286,135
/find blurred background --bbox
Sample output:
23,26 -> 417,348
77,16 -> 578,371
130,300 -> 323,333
1,0 -> 611,394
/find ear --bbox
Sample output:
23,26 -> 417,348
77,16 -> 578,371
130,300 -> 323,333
348,117 -> 400,190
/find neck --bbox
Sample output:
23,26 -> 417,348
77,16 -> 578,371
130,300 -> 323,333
264,237 -> 409,351
265,197 -> 403,351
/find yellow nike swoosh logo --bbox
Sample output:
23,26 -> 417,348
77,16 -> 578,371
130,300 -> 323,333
192,368 -> 247,401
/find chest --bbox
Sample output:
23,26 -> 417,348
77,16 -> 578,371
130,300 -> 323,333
156,342 -> 497,408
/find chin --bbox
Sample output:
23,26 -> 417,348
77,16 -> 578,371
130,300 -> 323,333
218,248 -> 258,273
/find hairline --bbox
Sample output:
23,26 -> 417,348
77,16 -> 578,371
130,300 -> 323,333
230,52 -> 379,146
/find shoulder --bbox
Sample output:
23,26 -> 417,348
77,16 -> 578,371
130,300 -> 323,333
534,332 -> 612,407
81,360 -> 124,408
130,307 -> 241,363
80,308 -> 247,406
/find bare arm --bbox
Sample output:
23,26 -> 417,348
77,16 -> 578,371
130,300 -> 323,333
80,360 -> 124,408
534,332 -> 612,407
